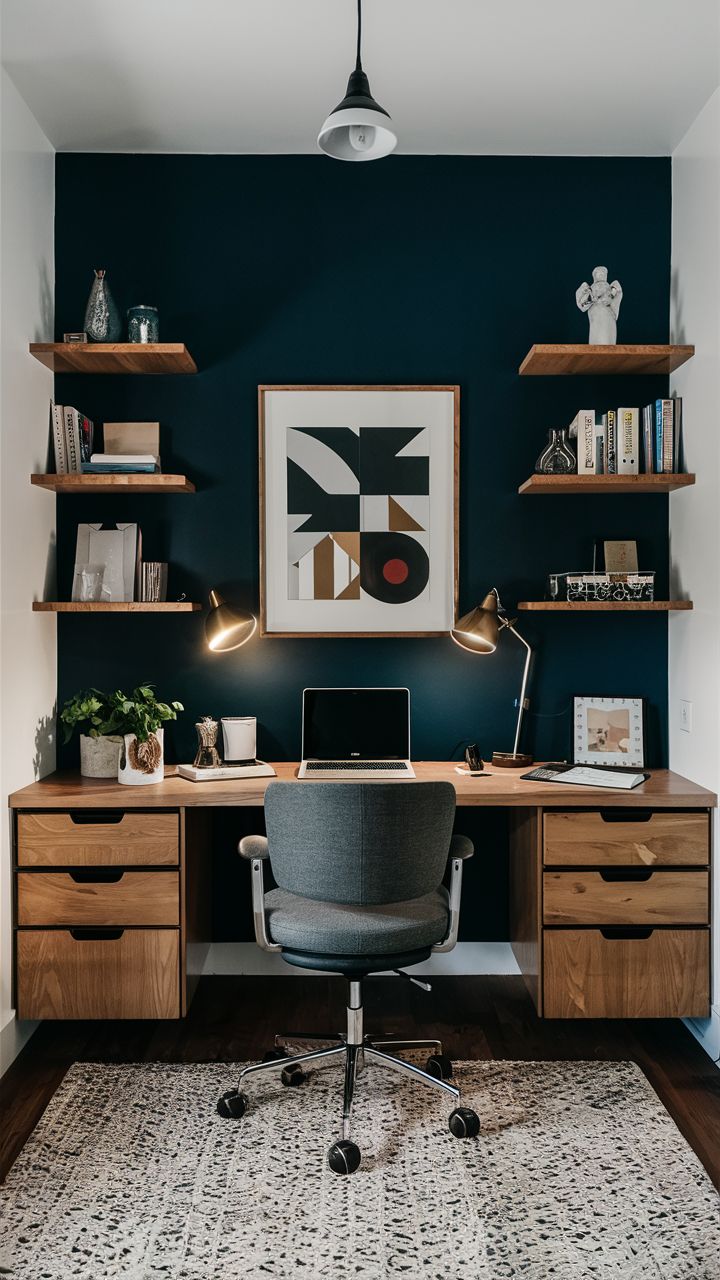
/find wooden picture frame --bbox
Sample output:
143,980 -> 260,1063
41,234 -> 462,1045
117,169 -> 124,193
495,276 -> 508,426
258,385 -> 460,637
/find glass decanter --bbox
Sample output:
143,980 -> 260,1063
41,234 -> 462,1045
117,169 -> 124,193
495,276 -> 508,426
534,427 -> 576,474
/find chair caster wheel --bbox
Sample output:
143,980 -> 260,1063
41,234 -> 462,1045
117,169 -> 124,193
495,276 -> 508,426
262,1048 -> 289,1063
281,1065 -> 308,1086
217,1089 -> 248,1119
449,1107 -> 480,1138
426,1053 -> 454,1080
328,1139 -> 361,1175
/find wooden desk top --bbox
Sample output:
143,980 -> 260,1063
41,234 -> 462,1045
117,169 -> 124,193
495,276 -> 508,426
7,763 -> 716,810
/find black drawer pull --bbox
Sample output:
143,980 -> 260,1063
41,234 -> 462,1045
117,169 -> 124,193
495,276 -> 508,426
600,810 -> 653,824
70,812 -> 124,825
599,869 -> 653,883
69,928 -> 124,942
68,870 -> 124,884
600,927 -> 653,941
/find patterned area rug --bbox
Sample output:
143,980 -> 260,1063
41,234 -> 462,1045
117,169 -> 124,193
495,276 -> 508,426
0,1060 -> 718,1279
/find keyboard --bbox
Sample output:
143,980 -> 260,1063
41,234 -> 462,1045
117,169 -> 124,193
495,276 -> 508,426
305,761 -> 410,772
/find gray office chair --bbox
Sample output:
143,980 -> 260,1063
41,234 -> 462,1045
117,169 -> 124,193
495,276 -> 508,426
217,781 -> 479,1174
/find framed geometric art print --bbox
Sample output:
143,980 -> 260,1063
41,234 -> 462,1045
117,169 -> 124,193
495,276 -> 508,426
259,386 -> 459,636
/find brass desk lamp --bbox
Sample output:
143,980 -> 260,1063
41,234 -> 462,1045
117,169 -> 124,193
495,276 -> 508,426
451,588 -> 533,768
205,589 -> 257,652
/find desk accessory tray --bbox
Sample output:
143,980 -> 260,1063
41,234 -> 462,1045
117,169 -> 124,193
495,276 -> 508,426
177,761 -> 277,782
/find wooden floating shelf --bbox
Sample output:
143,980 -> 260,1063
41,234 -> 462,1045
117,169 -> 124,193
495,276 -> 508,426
31,473 -> 196,495
33,602 -> 202,613
29,342 -> 197,375
519,344 -> 695,377
517,601 -> 693,612
518,473 -> 695,496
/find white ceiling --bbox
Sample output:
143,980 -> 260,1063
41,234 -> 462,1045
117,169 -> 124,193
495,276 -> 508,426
2,0 -> 719,156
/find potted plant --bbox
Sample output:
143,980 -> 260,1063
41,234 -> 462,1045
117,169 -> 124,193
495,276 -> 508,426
109,684 -> 183,786
60,689 -> 124,778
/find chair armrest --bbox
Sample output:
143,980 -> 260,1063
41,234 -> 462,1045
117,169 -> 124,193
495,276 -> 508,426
239,835 -> 269,860
449,834 -> 474,861
433,836 -> 472,954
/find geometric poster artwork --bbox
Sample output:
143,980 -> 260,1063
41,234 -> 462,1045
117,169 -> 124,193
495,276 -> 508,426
287,426 -> 430,605
259,387 -> 458,636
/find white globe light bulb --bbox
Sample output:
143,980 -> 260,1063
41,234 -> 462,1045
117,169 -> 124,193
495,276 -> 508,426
349,123 -> 376,151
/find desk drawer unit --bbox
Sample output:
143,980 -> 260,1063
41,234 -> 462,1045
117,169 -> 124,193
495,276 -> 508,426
17,812 -> 179,867
17,870 -> 180,927
543,810 -> 709,867
16,929 -> 180,1020
508,808 -> 713,1019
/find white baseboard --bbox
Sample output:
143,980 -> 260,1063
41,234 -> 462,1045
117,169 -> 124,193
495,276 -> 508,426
203,942 -> 520,977
684,1006 -> 720,1064
0,1012 -> 38,1078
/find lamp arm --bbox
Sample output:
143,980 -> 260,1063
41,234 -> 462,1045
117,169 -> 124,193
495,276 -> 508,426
504,623 -> 533,757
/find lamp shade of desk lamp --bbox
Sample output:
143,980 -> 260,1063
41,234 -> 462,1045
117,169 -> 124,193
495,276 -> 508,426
205,589 -> 257,653
451,588 -> 533,767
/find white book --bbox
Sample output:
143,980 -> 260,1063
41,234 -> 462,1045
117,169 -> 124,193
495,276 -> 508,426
51,402 -> 67,473
617,407 -> 639,474
177,762 -> 277,782
63,406 -> 81,473
90,453 -> 159,465
572,410 -> 596,474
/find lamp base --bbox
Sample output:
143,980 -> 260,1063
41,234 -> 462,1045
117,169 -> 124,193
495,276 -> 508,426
491,751 -> 533,769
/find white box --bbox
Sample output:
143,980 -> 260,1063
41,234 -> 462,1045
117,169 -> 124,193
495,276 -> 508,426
572,410 -> 597,474
73,523 -> 140,602
617,408 -> 639,474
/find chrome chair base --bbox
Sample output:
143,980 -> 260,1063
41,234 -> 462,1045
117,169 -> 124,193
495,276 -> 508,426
217,978 -> 480,1173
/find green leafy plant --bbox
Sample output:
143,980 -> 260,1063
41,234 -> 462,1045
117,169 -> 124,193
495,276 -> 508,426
107,684 -> 184,743
60,690 -> 123,745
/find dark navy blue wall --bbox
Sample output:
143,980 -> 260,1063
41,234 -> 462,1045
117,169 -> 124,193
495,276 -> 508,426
54,154 -> 672,941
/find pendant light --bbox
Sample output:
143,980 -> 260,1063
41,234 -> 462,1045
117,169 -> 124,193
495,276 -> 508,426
317,0 -> 397,162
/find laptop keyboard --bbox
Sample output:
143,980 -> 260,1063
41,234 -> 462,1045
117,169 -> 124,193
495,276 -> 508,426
305,761 -> 410,772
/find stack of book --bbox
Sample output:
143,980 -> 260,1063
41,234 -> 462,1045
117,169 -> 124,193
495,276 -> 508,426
50,403 -> 94,473
82,421 -> 160,475
569,399 -> 683,475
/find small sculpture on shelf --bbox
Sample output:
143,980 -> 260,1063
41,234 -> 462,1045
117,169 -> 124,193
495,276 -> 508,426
575,266 -> 623,344
535,427 -> 576,474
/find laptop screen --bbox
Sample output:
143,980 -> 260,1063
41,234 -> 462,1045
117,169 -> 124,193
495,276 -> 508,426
303,688 -> 410,761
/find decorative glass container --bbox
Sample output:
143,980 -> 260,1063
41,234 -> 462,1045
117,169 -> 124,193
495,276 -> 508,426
535,427 -> 576,475
83,269 -> 122,342
128,304 -> 159,343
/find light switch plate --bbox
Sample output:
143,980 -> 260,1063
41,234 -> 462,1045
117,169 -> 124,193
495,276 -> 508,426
680,700 -> 693,733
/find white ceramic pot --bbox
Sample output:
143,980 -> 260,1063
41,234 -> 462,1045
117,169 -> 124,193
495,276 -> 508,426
221,716 -> 256,763
118,728 -> 164,785
79,733 -> 123,779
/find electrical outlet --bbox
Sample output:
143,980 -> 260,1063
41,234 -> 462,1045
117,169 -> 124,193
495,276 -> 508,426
680,700 -> 693,733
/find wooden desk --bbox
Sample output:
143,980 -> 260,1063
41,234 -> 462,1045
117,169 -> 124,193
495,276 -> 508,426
8,764 -> 715,1024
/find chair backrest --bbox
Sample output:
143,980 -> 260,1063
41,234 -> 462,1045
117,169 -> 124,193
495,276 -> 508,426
264,781 -> 456,905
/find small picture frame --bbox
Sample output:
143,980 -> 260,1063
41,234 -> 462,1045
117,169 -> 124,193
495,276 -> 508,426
572,695 -> 645,768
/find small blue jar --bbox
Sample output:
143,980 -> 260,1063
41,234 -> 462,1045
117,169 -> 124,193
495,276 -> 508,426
127,304 -> 159,343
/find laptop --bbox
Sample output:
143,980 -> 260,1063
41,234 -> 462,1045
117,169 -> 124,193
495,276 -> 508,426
298,688 -> 415,779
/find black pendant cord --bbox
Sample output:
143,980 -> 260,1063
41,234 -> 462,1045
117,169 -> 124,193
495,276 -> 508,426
356,0 -> 363,70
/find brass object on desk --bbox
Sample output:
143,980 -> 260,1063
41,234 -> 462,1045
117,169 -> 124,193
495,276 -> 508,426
451,588 -> 533,767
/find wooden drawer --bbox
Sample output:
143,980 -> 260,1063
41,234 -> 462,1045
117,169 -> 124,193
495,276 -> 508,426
16,928 -> 180,1019
543,928 -> 709,1018
543,811 -> 709,867
17,870 -> 179,927
543,869 -> 709,926
17,812 -> 179,867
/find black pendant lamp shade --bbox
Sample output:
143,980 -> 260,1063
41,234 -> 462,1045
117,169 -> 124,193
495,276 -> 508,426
318,0 -> 397,161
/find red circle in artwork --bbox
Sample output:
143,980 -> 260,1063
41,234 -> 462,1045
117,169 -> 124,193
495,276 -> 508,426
383,558 -> 409,585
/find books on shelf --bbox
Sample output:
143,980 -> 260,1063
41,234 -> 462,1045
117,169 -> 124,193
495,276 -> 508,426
568,398 -> 684,476
82,454 -> 159,474
51,403 -> 94,474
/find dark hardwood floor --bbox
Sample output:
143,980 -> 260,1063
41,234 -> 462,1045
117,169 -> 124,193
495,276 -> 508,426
2,975 -> 719,1187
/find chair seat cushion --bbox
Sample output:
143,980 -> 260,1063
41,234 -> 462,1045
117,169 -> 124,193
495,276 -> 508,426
265,885 -> 450,955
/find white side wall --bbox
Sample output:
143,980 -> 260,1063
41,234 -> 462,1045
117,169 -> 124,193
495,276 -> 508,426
669,87 -> 720,1062
0,70 -> 56,1074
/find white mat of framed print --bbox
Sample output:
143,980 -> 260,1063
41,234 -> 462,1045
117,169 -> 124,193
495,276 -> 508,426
259,386 -> 459,636
572,695 -> 646,768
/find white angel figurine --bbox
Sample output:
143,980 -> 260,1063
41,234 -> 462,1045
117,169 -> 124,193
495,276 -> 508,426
575,266 -> 623,344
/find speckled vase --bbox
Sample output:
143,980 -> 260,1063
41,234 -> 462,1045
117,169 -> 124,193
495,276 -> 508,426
83,269 -> 122,343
